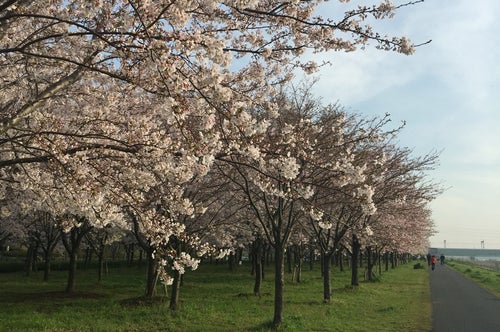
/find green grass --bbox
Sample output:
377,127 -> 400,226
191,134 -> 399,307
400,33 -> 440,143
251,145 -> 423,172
447,260 -> 500,297
0,262 -> 431,331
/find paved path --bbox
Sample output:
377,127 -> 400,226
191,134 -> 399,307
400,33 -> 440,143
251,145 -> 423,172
429,263 -> 500,332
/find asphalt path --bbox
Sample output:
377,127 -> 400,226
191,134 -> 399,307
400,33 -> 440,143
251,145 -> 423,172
429,263 -> 500,332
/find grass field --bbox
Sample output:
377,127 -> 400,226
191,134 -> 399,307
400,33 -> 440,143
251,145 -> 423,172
0,261 -> 431,331
447,260 -> 500,297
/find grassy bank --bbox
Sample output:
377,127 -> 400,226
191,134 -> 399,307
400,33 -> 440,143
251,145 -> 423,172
447,260 -> 500,297
0,262 -> 431,331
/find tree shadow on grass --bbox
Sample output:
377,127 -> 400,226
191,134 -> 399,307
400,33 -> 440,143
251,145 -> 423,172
0,290 -> 107,304
119,295 -> 166,307
0,290 -> 109,314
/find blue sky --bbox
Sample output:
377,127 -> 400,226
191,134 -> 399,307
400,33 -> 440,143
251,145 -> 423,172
309,0 -> 500,249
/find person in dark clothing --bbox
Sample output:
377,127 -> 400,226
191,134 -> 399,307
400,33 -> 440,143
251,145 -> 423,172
427,253 -> 432,266
440,254 -> 445,265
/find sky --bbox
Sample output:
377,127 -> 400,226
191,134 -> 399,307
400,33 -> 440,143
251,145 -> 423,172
308,0 -> 500,249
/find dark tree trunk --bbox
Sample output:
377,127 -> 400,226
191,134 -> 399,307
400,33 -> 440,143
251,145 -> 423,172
309,244 -> 314,271
322,252 -> 332,302
286,247 -> 292,273
366,247 -> 374,281
295,259 -> 302,282
111,243 -> 119,261
66,250 -> 78,293
43,252 -> 51,282
351,235 -> 360,286
42,237 -> 59,282
137,249 -> 143,267
228,252 -> 236,271
169,269 -> 181,310
338,249 -> 344,272
320,253 -> 324,277
127,243 -> 135,266
252,238 -> 264,295
61,221 -> 92,293
145,251 -> 157,298
265,243 -> 272,266
236,247 -> 243,264
384,252 -> 389,272
38,218 -> 60,282
294,246 -> 302,283
378,249 -> 382,276
83,247 -> 92,269
25,244 -> 35,277
32,243 -> 39,272
272,244 -> 285,327
254,259 -> 263,295
97,250 -> 105,283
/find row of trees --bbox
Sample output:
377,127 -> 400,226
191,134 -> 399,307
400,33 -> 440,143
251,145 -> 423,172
1,85 -> 439,322
1,0 -> 435,327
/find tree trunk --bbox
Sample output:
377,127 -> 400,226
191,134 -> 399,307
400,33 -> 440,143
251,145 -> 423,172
378,250 -> 382,276
272,244 -> 285,327
42,235 -> 59,282
236,247 -> 243,264
43,251 -> 51,282
252,238 -> 264,295
32,243 -> 39,272
66,250 -> 78,293
111,243 -> 119,261
338,249 -> 344,272
295,247 -> 302,283
61,223 -> 92,293
228,252 -> 235,271
351,235 -> 360,286
25,245 -> 35,277
265,244 -> 272,266
97,252 -> 104,283
366,247 -> 374,281
145,252 -> 157,298
169,269 -> 181,310
322,253 -> 332,302
138,249 -> 143,267
127,243 -> 135,266
320,253 -> 324,277
286,247 -> 292,273
254,259 -> 263,295
309,244 -> 314,271
83,247 -> 92,269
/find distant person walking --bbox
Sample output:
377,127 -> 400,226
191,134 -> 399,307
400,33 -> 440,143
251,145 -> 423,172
431,255 -> 437,271
427,253 -> 432,267
440,254 -> 445,265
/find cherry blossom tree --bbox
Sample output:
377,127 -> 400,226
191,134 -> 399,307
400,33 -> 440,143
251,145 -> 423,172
217,101 -> 323,325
